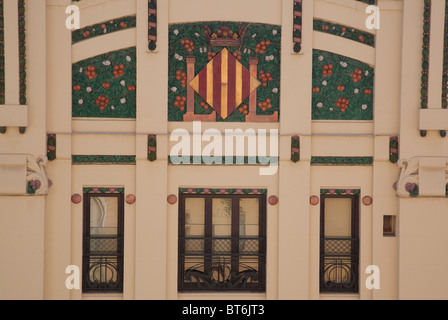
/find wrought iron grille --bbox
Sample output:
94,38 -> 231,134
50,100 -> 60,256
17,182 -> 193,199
83,236 -> 124,293
320,237 -> 359,293
179,237 -> 266,292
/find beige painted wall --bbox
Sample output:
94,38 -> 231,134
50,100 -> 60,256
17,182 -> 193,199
2,0 -> 448,300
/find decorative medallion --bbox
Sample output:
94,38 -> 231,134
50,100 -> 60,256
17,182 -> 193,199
268,195 -> 279,205
126,194 -> 136,204
71,194 -> 82,204
362,196 -> 373,206
167,194 -> 177,204
310,195 -> 319,205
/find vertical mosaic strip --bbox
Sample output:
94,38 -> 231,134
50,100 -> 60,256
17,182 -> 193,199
421,0 -> 431,137
293,0 -> 302,53
72,47 -> 137,118
441,0 -> 448,138
148,0 -> 157,51
148,134 -> 157,162
389,137 -> 399,164
18,0 -> 26,105
47,134 -> 56,161
0,0 -> 5,105
291,136 -> 300,163
443,0 -> 448,109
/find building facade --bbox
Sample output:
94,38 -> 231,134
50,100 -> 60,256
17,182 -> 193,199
1,0 -> 448,300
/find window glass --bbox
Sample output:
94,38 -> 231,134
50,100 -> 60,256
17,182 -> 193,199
239,198 -> 259,237
185,198 -> 205,237
90,197 -> 118,236
324,198 -> 352,238
212,198 -> 232,237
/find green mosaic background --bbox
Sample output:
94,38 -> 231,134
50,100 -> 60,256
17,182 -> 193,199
72,47 -> 136,118
312,49 -> 374,120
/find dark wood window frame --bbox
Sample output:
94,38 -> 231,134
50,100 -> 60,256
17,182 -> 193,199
178,193 -> 267,292
82,192 -> 125,293
320,194 -> 360,293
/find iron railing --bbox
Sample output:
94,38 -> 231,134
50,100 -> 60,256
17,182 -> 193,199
82,236 -> 124,293
320,237 -> 359,293
178,236 -> 266,292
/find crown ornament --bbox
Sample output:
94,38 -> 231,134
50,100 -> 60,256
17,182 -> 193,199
203,25 -> 247,47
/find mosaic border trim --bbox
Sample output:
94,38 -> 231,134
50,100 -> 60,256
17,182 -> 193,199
356,0 -> 376,4
83,187 -> 125,194
72,16 -> 136,44
311,157 -> 373,166
72,155 -> 136,165
179,188 -> 267,195
321,189 -> 361,195
168,156 -> 279,165
313,19 -> 375,47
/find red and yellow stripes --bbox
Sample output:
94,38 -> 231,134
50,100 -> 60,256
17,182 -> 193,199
190,48 -> 260,119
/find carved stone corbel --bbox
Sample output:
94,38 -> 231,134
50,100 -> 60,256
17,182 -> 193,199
395,157 -> 448,197
26,155 -> 49,195
395,158 -> 419,197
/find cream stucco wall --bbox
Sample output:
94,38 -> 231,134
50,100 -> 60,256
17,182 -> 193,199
1,0 -> 447,301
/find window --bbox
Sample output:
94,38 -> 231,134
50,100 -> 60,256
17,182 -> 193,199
320,194 -> 359,293
82,192 -> 124,293
178,192 -> 266,292
383,215 -> 396,237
